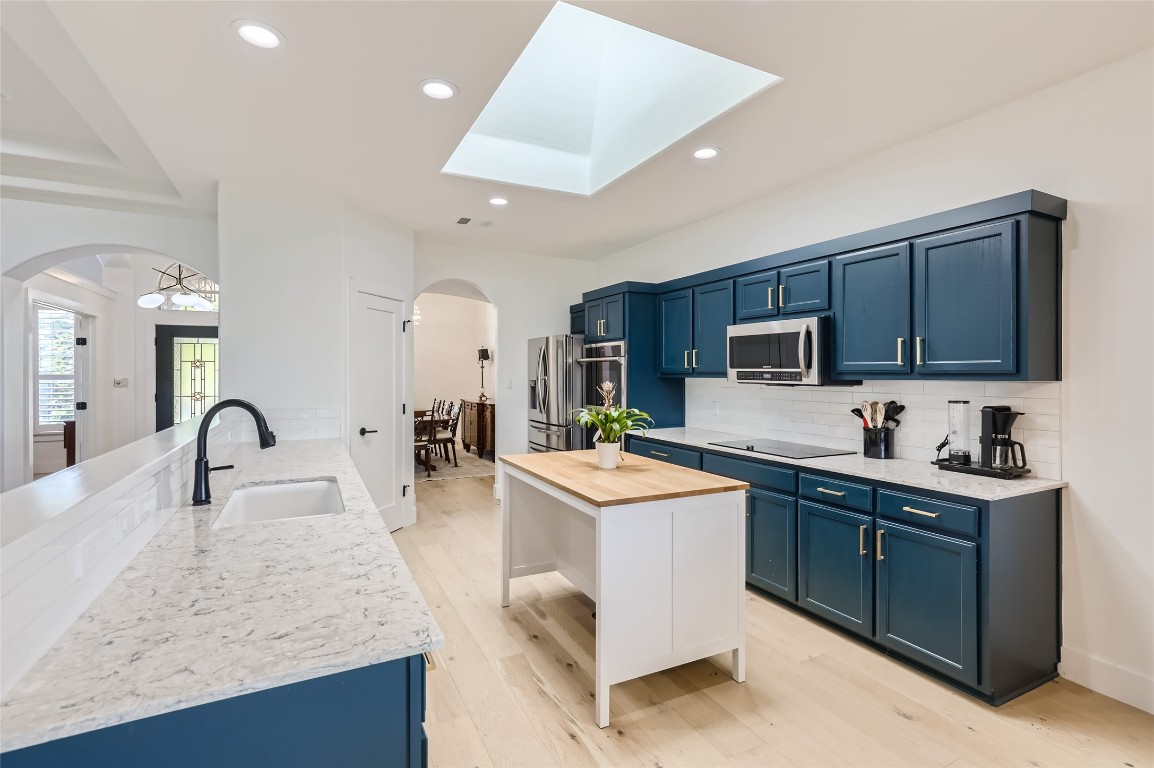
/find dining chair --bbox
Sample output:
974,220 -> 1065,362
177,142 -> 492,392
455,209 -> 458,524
430,401 -> 462,467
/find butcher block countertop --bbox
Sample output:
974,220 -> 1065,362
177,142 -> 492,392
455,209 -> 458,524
500,449 -> 748,507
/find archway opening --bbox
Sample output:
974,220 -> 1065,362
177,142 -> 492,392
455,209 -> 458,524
411,279 -> 497,485
1,249 -> 222,491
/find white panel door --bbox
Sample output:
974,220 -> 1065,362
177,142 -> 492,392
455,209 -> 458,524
350,289 -> 409,531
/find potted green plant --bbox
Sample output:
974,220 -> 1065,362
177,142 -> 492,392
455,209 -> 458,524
572,381 -> 654,469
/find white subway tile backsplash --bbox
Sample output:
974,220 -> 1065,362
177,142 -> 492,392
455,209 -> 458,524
685,379 -> 1061,480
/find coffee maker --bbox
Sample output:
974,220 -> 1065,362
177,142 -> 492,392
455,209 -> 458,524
979,406 -> 1030,475
932,403 -> 1031,479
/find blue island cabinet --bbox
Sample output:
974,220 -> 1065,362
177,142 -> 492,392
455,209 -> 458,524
2,654 -> 428,768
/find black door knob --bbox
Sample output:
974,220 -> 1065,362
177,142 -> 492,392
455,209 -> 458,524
359,428 -> 378,436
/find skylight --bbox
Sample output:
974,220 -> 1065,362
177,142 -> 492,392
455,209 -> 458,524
441,2 -> 782,196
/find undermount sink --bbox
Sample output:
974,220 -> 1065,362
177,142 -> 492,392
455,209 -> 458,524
212,477 -> 346,529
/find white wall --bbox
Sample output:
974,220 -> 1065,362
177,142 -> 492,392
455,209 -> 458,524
593,50 -> 1154,712
413,292 -> 498,409
216,182 -> 415,511
0,198 -> 218,282
415,243 -> 593,488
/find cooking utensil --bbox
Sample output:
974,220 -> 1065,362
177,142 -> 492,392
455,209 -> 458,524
850,407 -> 869,429
861,401 -> 874,428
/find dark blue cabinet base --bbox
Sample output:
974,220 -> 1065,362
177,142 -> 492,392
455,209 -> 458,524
3,654 -> 428,768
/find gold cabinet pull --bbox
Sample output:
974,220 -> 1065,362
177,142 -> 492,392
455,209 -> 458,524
778,284 -> 785,307
767,286 -> 774,310
684,350 -> 690,368
916,336 -> 924,365
601,319 -> 606,336
902,505 -> 941,518
650,450 -> 670,458
858,525 -> 867,556
817,487 -> 846,496
897,337 -> 904,365
876,529 -> 884,560
692,349 -> 698,367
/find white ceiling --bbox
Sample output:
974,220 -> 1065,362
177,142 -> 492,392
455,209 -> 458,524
3,1 -> 1152,260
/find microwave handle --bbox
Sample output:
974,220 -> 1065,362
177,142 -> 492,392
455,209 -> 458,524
798,325 -> 811,380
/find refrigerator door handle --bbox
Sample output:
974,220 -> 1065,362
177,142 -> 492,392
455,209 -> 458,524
540,345 -> 550,415
535,345 -> 546,417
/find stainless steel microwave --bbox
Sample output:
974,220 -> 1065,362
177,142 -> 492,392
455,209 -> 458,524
727,316 -> 829,386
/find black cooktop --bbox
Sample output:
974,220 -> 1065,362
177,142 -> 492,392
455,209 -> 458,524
708,438 -> 856,460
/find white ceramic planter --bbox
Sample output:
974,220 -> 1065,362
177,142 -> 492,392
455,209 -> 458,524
595,440 -> 620,470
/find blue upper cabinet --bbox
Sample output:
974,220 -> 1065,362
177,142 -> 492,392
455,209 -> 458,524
585,293 -> 626,341
659,289 -> 693,374
779,261 -> 830,314
832,244 -> 912,375
691,280 -> 733,375
914,221 -> 1017,375
658,280 -> 733,377
734,270 -> 779,321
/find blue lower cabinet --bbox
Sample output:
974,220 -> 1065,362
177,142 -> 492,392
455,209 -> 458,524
627,437 -> 702,469
3,654 -> 428,768
876,521 -> 978,686
798,501 -> 874,637
747,489 -> 797,601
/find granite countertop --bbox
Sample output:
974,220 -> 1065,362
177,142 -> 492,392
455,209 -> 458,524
0,439 -> 443,753
642,428 -> 1067,501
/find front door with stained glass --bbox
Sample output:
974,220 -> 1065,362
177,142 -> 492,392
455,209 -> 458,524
155,325 -> 219,432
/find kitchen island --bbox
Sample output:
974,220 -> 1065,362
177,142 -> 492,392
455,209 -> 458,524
1,439 -> 442,767
500,449 -> 749,728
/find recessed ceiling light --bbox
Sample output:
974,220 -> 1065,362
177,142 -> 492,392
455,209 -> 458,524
693,147 -> 721,160
489,197 -> 508,207
233,20 -> 284,49
420,79 -> 457,100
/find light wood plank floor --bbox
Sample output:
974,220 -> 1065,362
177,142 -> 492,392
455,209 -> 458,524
393,476 -> 1154,768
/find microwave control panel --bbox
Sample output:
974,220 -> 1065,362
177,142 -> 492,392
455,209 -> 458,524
735,370 -> 803,383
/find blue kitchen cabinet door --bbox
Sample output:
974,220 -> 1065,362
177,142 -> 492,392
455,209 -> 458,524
735,270 -> 779,321
585,299 -> 604,339
832,244 -> 912,375
659,289 -> 693,374
779,261 -> 830,314
798,501 -> 874,637
914,221 -> 1017,374
747,489 -> 797,601
876,521 -> 978,686
691,280 -> 734,375
602,294 -> 625,340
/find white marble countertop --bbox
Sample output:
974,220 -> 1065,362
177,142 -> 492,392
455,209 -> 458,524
0,439 -> 443,753
641,428 -> 1067,501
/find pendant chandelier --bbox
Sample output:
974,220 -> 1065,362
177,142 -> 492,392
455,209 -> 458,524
137,264 -> 218,311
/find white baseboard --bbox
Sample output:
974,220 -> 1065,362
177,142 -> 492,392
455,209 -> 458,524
1059,646 -> 1154,714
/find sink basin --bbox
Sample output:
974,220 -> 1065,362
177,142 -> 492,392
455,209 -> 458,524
212,477 -> 346,529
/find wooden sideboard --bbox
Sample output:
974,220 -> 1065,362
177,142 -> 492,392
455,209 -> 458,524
461,400 -> 495,459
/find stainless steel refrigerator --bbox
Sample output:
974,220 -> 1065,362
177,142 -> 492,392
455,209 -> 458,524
528,334 -> 585,452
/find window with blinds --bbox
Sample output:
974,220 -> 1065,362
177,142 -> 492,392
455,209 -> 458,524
35,305 -> 77,429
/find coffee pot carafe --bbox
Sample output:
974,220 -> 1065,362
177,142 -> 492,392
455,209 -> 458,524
980,406 -> 1027,470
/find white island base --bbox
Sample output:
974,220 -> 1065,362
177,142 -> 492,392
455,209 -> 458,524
500,450 -> 749,728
